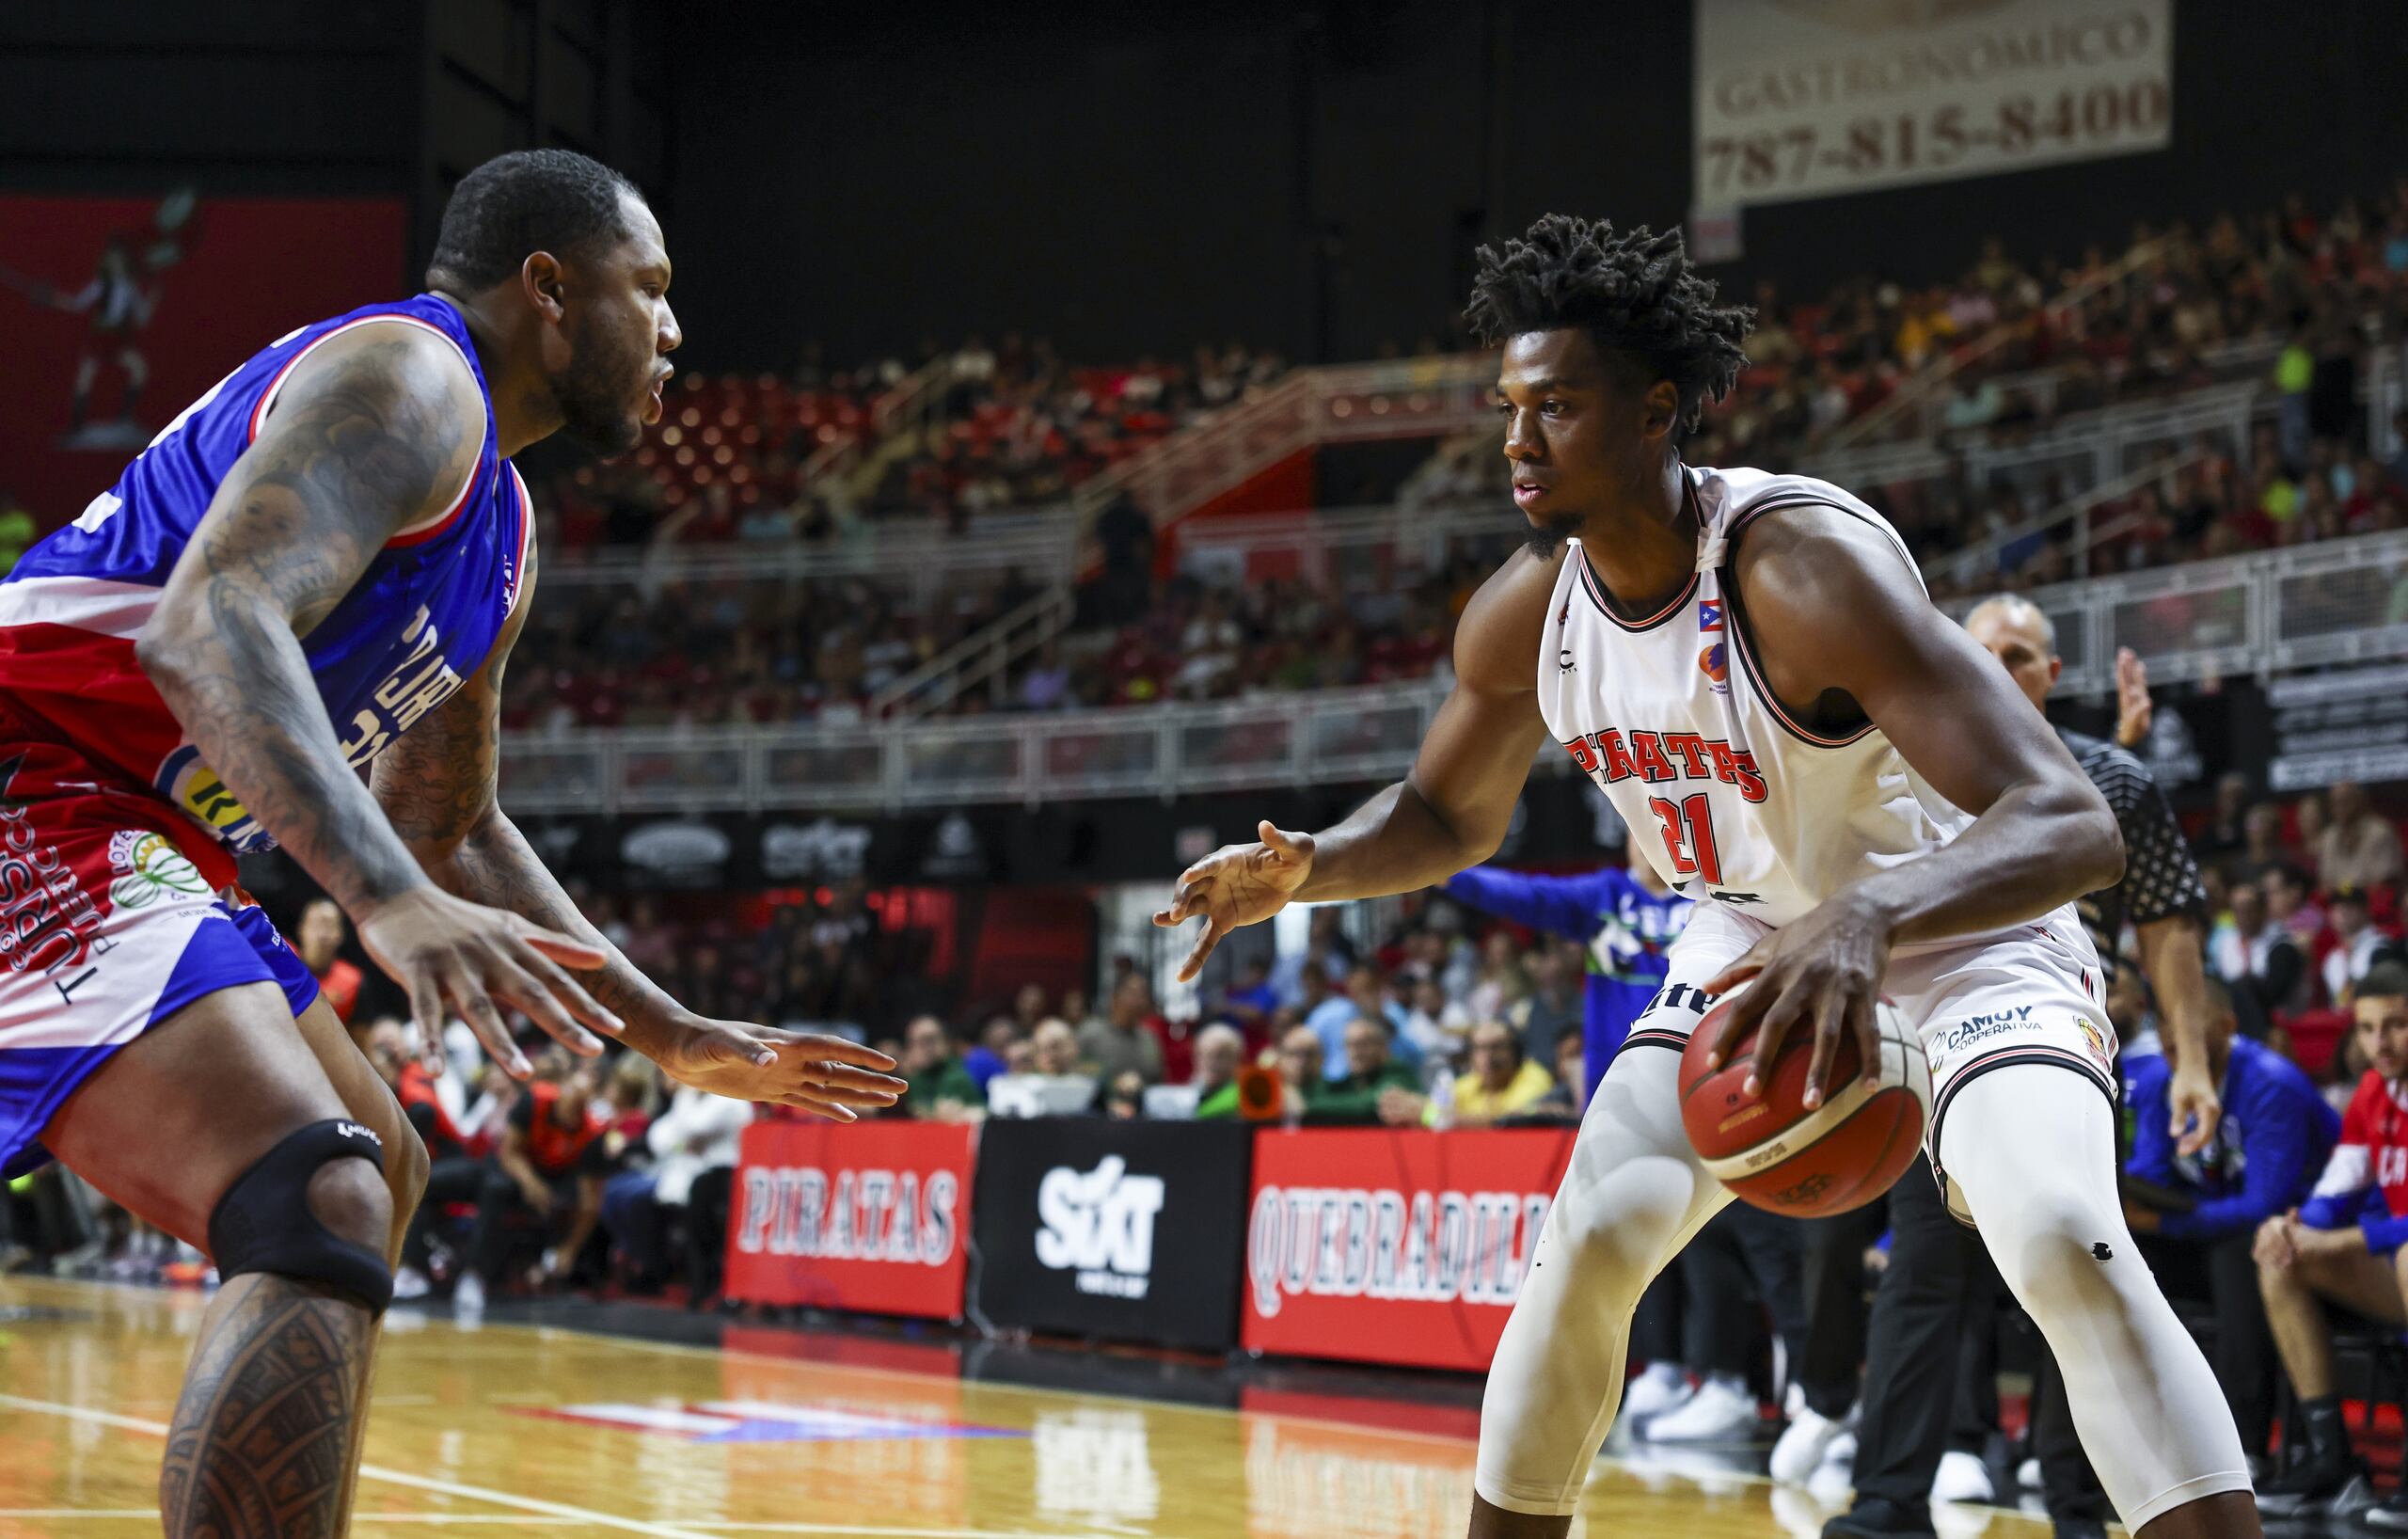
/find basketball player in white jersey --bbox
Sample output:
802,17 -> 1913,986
1155,215 -> 2253,1539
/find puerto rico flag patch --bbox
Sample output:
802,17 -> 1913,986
1698,598 -> 1729,694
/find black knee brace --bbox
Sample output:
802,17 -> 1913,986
207,1119 -> 394,1312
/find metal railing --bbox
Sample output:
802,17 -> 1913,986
542,511 -> 1080,593
499,678 -> 1474,817
1071,356 -> 1498,528
1176,499 -> 1517,594
867,585 -> 1075,720
505,530 -> 2408,816
2376,348 -> 2403,460
1940,528 -> 2408,699
1931,443 -> 2220,587
1798,379 -> 2260,500
1824,238 -> 2169,452
796,354 -> 953,489
1874,332 -> 2286,447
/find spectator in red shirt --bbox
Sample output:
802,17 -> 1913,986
456,1062 -> 610,1313
293,897 -> 364,1024
2255,965 -> 2408,1514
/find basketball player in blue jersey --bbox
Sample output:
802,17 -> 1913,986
1158,215 -> 2252,1539
0,149 -> 903,1536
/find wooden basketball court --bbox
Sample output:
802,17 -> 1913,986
0,1276 -> 2056,1539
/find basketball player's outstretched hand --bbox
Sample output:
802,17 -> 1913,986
357,885 -> 626,1079
653,1021 -> 904,1120
1153,821 -> 1316,983
1700,890 -> 1889,1110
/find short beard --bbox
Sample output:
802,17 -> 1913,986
551,315 -> 643,457
1521,509 -> 1583,558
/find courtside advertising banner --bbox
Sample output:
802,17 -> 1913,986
973,1118 -> 1253,1352
1693,0 -> 2172,208
1242,1128 -> 1576,1372
725,1119 -> 974,1320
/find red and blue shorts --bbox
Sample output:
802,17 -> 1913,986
0,727 -> 318,1178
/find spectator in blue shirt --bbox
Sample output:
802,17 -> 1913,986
1441,859 -> 1689,1105
1307,962 -> 1416,1082
2122,976 -> 2339,1462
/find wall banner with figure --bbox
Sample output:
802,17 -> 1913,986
1693,0 -> 2172,208
0,195 -> 406,535
724,1119 -> 976,1320
1242,1128 -> 1576,1372
972,1118 -> 1253,1352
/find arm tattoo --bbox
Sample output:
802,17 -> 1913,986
443,811 -> 695,1055
372,539 -> 697,1052
144,335 -> 475,913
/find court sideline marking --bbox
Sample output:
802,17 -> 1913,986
0,1394 -> 1107,1539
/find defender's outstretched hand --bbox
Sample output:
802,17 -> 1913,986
655,1019 -> 904,1121
357,884 -> 624,1079
1153,820 -> 1316,981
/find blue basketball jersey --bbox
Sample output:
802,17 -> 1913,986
0,294 -> 531,856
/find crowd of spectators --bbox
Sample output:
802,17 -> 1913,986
497,540 -> 1488,730
1762,185 -> 2408,594
534,337 -> 1288,553
879,909 -> 1592,1132
1712,188 -> 2408,467
485,187 -> 2408,736
1925,417 -> 2408,602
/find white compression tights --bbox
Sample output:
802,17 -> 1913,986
1940,1063 -> 2250,1528
1476,1043 -> 1731,1515
1473,1055 -> 2250,1526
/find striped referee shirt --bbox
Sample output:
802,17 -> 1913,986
2056,726 -> 2208,983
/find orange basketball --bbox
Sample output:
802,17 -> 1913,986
1678,989 -> 1932,1216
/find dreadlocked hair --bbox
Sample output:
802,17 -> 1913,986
1465,214 -> 1754,435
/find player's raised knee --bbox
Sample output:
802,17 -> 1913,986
1545,1174 -> 1696,1301
208,1119 -> 396,1311
1988,1184 -> 2122,1314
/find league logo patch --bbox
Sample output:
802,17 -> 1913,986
1698,598 -> 1729,694
107,830 -> 210,911
2076,1016 -> 2113,1072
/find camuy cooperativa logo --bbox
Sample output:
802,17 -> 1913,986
1247,1184 -> 1551,1319
1035,1155 -> 1164,1299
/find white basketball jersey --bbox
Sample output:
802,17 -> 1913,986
1538,465 -> 1973,930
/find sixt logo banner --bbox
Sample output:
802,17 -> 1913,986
973,1119 -> 1254,1352
1035,1155 -> 1165,1300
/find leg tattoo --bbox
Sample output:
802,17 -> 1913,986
158,1276 -> 376,1538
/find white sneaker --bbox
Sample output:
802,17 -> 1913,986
452,1273 -> 485,1314
1807,1436 -> 1857,1505
1932,1449 -> 1995,1504
1641,1374 -> 1758,1444
1622,1362 -> 1691,1425
2016,1455 -> 2041,1490
1932,1502 -> 1997,1539
391,1266 -> 430,1302
1768,1483 -> 1832,1539
1770,1404 -> 1852,1485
